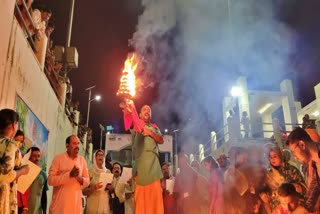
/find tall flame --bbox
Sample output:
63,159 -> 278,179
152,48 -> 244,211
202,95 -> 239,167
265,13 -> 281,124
117,53 -> 138,99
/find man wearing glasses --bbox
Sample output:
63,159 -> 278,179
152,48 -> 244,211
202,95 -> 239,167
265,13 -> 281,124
286,127 -> 320,212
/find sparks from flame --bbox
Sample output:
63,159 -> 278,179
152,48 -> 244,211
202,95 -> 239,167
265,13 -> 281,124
117,53 -> 138,99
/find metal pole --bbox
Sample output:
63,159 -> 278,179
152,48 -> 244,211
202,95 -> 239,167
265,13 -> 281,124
173,129 -> 179,175
62,0 -> 75,77
66,0 -> 75,48
86,90 -> 92,127
100,128 -> 102,149
85,86 -> 96,127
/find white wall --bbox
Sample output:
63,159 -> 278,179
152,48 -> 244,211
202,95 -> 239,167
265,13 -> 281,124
0,0 -> 15,83
0,12 -> 84,209
2,19 -> 75,160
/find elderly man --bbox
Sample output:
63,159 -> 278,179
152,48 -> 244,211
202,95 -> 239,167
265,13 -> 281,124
121,101 -> 164,214
48,135 -> 89,214
286,127 -> 320,212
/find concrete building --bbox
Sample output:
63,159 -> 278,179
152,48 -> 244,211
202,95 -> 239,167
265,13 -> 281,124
210,76 -> 320,157
0,1 -> 92,207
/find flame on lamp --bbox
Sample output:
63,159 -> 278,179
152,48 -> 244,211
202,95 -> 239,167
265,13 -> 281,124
117,53 -> 138,99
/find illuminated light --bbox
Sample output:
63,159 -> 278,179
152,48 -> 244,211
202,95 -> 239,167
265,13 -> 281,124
199,144 -> 204,162
189,154 -> 194,163
312,111 -> 319,117
164,129 -> 168,133
117,53 -> 138,99
231,86 -> 242,97
95,95 -> 101,101
258,103 -> 272,114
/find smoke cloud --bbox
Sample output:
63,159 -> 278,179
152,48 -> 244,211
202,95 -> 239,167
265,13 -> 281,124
129,0 -> 295,151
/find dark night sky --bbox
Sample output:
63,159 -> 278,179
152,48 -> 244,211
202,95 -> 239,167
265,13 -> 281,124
44,0 -> 144,148
36,0 -> 320,149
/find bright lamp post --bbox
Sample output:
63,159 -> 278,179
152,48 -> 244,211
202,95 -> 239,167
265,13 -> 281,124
85,86 -> 101,127
231,86 -> 242,97
230,86 -> 243,111
173,129 -> 179,175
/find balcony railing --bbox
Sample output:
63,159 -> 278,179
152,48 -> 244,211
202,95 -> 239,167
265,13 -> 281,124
192,120 -> 306,160
14,1 -> 65,102
14,1 -> 80,128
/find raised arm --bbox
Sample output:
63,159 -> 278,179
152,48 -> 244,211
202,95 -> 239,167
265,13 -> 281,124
121,100 -> 145,132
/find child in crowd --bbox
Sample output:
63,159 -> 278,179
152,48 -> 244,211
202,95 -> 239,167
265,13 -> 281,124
272,183 -> 308,214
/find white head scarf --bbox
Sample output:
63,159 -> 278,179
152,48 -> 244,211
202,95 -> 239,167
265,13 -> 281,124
92,150 -> 111,213
93,149 -> 107,174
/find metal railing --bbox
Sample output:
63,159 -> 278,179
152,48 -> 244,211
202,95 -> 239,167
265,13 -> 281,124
193,121 -> 305,158
14,1 -> 37,51
15,1 -> 68,102
14,2 -> 80,128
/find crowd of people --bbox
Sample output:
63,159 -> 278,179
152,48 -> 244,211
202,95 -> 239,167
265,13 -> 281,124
15,1 -> 80,125
16,1 -> 78,110
1,101 -> 320,214
161,127 -> 320,214
16,2 -> 54,68
0,100 -> 165,214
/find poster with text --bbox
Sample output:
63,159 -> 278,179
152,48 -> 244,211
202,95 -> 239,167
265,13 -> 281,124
16,96 -> 49,170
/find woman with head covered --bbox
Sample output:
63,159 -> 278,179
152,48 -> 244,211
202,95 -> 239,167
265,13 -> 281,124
264,146 -> 306,211
83,149 -> 112,214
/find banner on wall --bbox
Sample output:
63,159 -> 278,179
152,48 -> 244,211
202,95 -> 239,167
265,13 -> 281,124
16,96 -> 49,169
